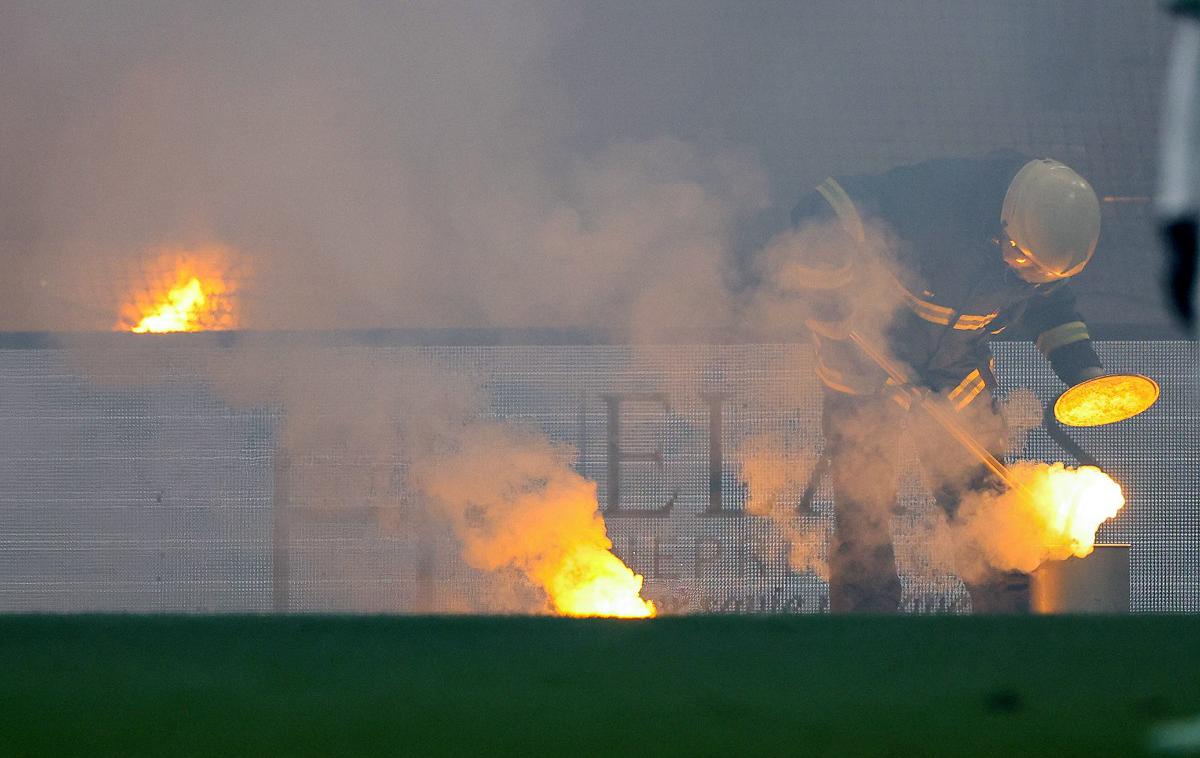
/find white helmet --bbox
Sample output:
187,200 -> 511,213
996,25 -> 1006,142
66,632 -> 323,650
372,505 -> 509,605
1000,159 -> 1101,283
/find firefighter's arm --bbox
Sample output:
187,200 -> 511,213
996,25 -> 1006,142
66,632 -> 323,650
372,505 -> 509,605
1022,284 -> 1104,386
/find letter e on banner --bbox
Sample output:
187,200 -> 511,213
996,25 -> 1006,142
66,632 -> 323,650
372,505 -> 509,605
602,393 -> 677,516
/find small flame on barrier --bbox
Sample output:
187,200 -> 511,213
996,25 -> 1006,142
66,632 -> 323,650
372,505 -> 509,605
120,247 -> 238,333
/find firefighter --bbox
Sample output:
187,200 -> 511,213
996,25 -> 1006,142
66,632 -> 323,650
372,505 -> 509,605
780,150 -> 1105,613
1161,0 -> 1200,331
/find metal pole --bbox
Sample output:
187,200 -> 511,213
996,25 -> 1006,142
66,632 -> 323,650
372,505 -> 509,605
846,330 -> 1033,500
271,448 -> 290,613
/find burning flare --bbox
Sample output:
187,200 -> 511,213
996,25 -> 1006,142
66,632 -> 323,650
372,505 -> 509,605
543,543 -> 656,618
131,277 -> 209,333
958,461 -> 1126,576
120,248 -> 238,333
1019,462 -> 1125,559
410,424 -> 656,618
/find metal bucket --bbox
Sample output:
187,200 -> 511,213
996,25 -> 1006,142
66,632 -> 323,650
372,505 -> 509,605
1030,544 -> 1130,614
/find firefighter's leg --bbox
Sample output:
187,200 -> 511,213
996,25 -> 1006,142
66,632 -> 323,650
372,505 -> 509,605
823,391 -> 903,613
914,373 -> 1031,614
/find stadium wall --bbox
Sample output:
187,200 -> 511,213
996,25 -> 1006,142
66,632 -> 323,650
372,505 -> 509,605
0,338 -> 1194,613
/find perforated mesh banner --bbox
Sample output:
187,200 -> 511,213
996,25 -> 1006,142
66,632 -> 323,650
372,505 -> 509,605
0,340 -> 1195,613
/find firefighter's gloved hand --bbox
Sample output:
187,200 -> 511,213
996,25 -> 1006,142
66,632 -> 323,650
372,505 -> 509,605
1161,216 -> 1199,330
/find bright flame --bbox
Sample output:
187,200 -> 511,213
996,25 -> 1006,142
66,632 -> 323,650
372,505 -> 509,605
1020,462 -> 1125,559
409,424 -> 657,618
1054,373 -> 1159,427
543,543 -> 656,618
960,461 -> 1126,577
120,248 -> 238,333
131,277 -> 209,333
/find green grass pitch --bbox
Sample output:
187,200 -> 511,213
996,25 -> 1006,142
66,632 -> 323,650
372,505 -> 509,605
0,615 -> 1197,756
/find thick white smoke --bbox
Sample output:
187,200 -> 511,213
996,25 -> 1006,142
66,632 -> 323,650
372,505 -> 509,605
0,1 -> 766,336
2,1 -> 1129,613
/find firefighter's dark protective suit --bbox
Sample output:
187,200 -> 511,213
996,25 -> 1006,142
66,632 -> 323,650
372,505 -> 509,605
787,150 -> 1104,613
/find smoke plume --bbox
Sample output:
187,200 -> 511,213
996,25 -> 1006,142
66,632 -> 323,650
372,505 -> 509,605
1,1 -> 766,337
209,342 -> 655,615
946,461 -> 1125,582
736,432 -> 829,579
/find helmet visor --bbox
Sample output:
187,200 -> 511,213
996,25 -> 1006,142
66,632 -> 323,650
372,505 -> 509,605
1001,236 -> 1067,283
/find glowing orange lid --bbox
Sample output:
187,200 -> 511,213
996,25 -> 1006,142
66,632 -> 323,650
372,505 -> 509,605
1053,373 -> 1160,427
